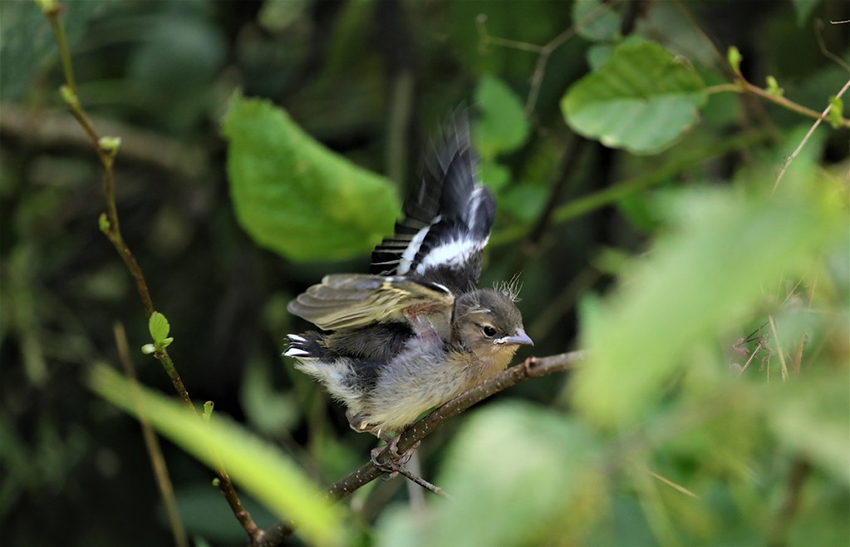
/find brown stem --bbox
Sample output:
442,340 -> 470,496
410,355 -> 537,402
258,350 -> 586,546
43,7 -> 261,544
396,467 -> 451,498
737,78 -> 850,128
114,324 -> 189,547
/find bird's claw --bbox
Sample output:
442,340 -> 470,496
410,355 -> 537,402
370,442 -> 418,478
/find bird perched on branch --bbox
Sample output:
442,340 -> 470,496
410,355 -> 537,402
284,112 -> 532,460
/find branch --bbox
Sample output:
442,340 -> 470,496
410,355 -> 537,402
38,2 -> 260,544
114,324 -> 189,547
258,350 -> 586,546
475,1 -> 619,115
772,77 -> 850,193
490,130 -> 768,247
0,102 -> 206,179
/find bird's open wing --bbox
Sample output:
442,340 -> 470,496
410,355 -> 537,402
287,274 -> 454,332
371,111 -> 495,293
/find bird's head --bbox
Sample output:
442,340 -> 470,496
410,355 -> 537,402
452,288 -> 533,364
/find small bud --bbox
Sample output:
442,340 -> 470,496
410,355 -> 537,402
34,0 -> 58,14
212,478 -> 221,488
98,212 -> 110,234
727,46 -> 742,76
99,136 -> 121,157
60,85 -> 79,108
203,401 -> 214,422
765,76 -> 783,98
141,343 -> 156,355
827,96 -> 844,129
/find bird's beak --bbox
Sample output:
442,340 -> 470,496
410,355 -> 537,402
499,328 -> 534,346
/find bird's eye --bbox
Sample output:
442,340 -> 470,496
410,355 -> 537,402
482,325 -> 497,337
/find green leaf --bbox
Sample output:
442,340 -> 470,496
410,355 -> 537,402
474,75 -> 530,160
586,43 -> 613,70
573,0 -> 622,42
768,376 -> 850,484
562,40 -> 706,154
573,186 -> 842,430
765,75 -> 784,98
827,95 -> 844,130
223,93 -> 400,261
89,365 -> 345,545
727,46 -> 742,76
376,402 -> 602,547
791,0 -> 822,26
148,311 -> 170,346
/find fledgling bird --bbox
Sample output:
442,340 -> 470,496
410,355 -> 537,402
284,113 -> 532,455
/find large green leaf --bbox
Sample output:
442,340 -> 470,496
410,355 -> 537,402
376,402 -> 603,546
223,94 -> 400,261
562,40 -> 706,154
89,365 -> 344,546
572,186 -> 842,430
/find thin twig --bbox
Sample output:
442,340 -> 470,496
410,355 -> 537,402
525,0 -> 617,115
490,131 -> 768,247
736,343 -> 762,378
768,315 -> 789,382
41,6 -> 261,545
737,78 -> 850,128
475,1 -> 618,115
396,467 -> 451,498
257,350 -> 587,546
814,20 -> 850,73
772,78 -> 850,193
646,469 -> 699,499
114,324 -> 189,547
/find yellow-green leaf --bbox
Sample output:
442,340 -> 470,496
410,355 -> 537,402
89,365 -> 345,545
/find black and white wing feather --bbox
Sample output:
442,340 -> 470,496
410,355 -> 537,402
371,111 -> 495,294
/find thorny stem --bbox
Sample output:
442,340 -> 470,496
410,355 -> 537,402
258,351 -> 587,546
41,4 -> 261,545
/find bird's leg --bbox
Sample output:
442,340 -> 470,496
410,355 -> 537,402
345,411 -> 420,475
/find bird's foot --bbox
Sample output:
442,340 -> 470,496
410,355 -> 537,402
370,442 -> 418,478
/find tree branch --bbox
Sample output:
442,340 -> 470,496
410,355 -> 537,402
258,350 -> 586,546
39,3 -> 260,544
114,323 -> 189,547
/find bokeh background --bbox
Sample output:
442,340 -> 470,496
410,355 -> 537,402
1,0 -> 848,546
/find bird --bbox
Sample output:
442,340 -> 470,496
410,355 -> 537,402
284,112 -> 532,460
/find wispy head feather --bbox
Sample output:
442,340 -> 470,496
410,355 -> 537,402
493,272 -> 523,303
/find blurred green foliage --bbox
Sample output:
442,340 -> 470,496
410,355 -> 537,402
1,0 -> 848,546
